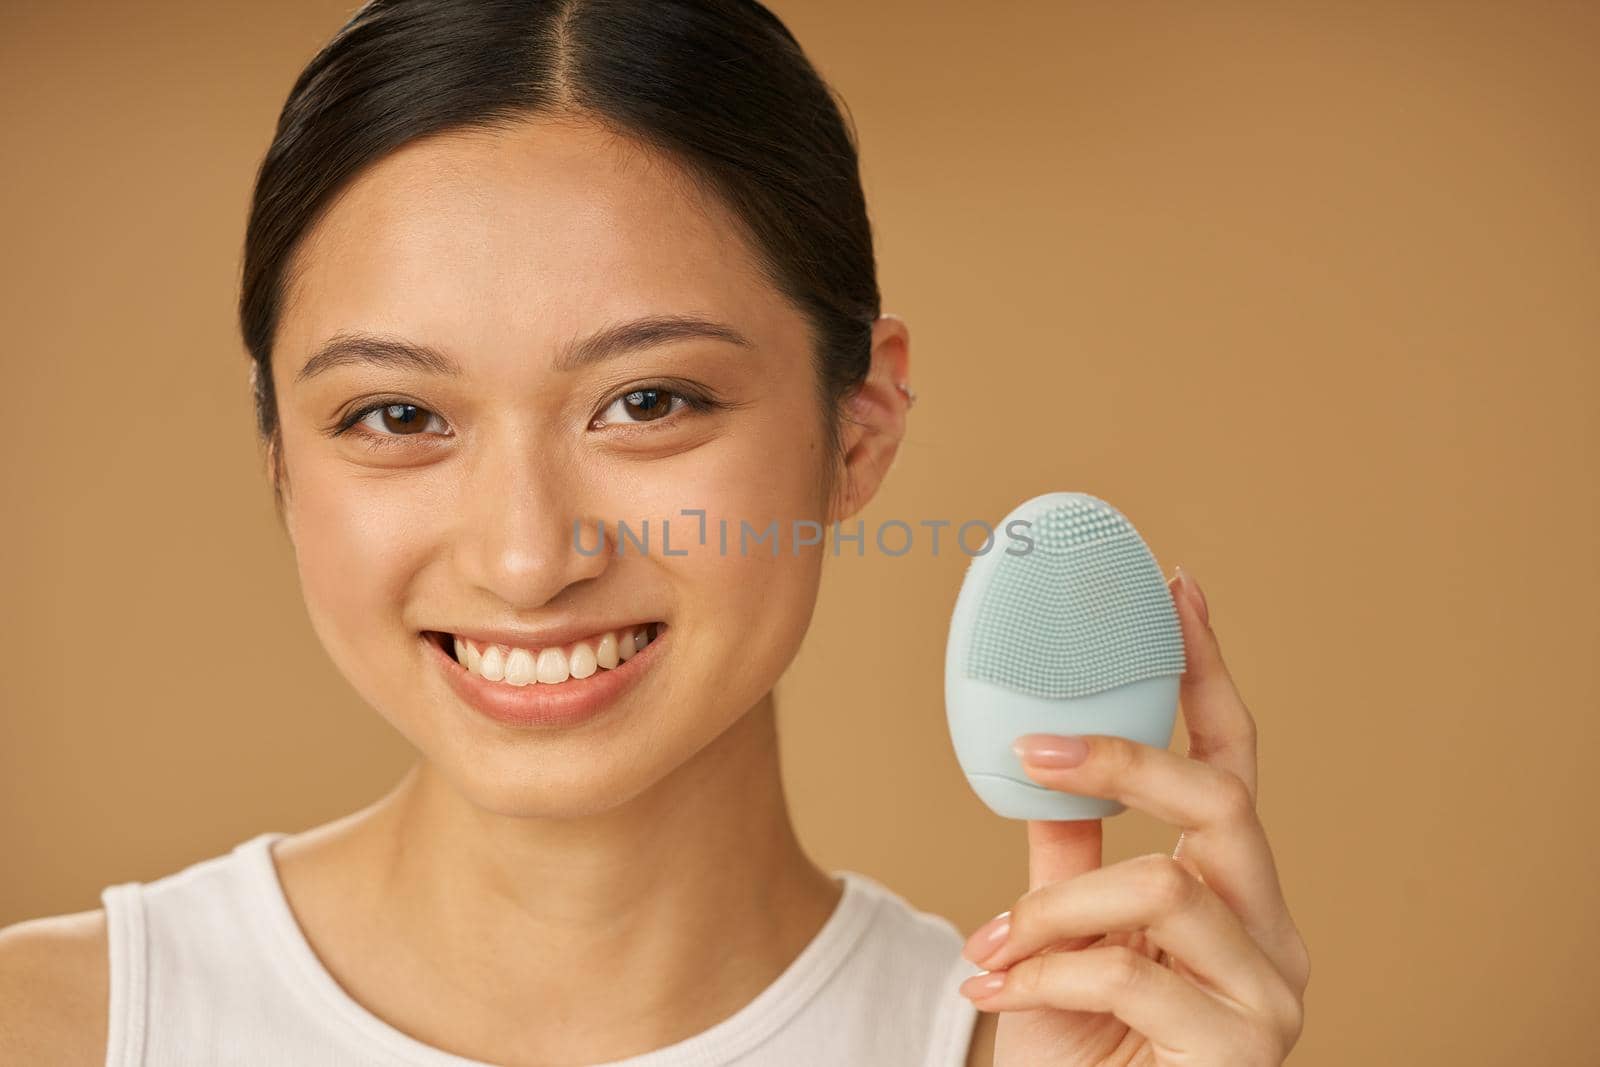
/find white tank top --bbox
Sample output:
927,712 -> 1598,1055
99,832 -> 983,1066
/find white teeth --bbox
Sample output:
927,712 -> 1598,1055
479,645 -> 506,682
503,647 -> 536,687
452,625 -> 659,688
535,647 -> 569,684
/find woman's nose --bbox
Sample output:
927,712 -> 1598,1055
450,442 -> 609,609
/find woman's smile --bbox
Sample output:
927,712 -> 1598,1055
446,621 -> 663,684
423,621 -> 669,730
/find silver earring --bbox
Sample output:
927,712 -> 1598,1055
895,381 -> 918,409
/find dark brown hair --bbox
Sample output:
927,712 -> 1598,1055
239,0 -> 880,514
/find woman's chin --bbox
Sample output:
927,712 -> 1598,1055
435,752 -> 663,820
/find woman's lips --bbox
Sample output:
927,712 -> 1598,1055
422,623 -> 666,729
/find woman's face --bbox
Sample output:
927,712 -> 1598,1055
269,117 -> 854,817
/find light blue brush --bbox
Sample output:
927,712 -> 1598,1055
944,491 -> 1186,820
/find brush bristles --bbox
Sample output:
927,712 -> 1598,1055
966,499 -> 1184,698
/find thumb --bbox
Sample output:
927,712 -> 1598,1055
1026,817 -> 1103,892
1025,819 -> 1104,952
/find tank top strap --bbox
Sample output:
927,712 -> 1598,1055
100,880 -> 149,1067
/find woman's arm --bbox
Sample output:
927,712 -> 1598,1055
965,1009 -> 998,1066
0,909 -> 109,1065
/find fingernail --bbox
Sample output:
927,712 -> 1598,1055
959,971 -> 1007,998
1013,734 -> 1089,767
962,910 -> 1011,963
1175,563 -> 1209,626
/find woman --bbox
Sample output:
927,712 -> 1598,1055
0,1 -> 1309,1064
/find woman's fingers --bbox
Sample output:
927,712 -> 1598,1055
1014,732 -> 1296,969
963,853 -> 1289,1019
1008,568 -> 1310,993
1168,567 -> 1259,800
959,942 -> 1300,1066
1016,820 -> 1106,954
1015,731 -> 1255,842
1167,567 -> 1308,993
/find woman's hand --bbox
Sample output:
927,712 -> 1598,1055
958,568 -> 1310,1066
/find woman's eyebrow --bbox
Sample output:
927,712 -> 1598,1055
294,315 -> 754,385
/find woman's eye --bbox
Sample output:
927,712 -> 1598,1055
333,386 -> 717,447
342,402 -> 449,444
594,386 -> 710,428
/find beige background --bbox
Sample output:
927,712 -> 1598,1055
3,2 -> 1596,1063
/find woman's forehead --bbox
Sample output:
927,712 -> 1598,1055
275,119 -> 784,374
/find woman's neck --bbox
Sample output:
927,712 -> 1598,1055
272,690 -> 843,1066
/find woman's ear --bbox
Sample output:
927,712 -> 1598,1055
828,313 -> 913,524
264,435 -> 294,535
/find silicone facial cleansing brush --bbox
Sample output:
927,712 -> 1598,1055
945,491 -> 1186,820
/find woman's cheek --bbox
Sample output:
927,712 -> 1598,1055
628,432 -> 827,697
286,463 -> 432,694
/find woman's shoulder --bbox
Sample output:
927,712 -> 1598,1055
838,868 -> 976,961
832,870 -> 988,1064
0,907 -> 109,1066
0,832 -> 276,1066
